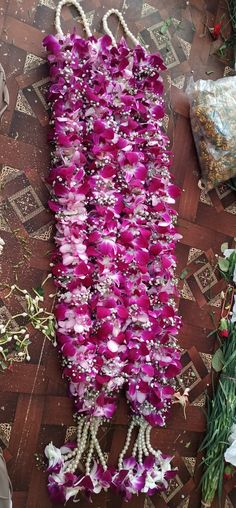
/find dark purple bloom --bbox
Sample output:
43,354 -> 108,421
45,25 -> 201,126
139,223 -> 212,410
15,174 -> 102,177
48,476 -> 65,503
43,34 -> 61,53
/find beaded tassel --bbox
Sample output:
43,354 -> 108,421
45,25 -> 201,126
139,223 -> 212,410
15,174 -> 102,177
63,417 -> 107,475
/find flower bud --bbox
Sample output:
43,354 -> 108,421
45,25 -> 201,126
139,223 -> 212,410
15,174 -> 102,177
219,318 -> 229,338
224,464 -> 234,480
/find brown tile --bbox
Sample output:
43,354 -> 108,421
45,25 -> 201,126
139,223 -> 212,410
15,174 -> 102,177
3,16 -> 45,57
42,396 -> 74,426
12,492 -> 28,508
7,0 -> 39,25
10,110 -> 48,145
0,364 -> 47,394
0,41 -> 25,78
8,394 -> 45,489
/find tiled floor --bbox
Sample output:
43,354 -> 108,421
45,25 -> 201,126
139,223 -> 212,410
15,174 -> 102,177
0,1 -> 235,507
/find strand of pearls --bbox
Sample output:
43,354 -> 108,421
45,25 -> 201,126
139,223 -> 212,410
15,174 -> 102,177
65,420 -> 90,472
63,418 -> 108,474
118,420 -> 135,469
90,419 -> 107,471
63,447 -> 78,462
140,423 -> 149,457
145,425 -> 161,458
55,0 -> 92,37
122,419 -> 162,465
76,418 -> 87,456
138,426 -> 143,464
136,422 -> 149,463
63,419 -> 84,462
102,9 -> 140,47
85,440 -> 94,475
132,437 -> 138,458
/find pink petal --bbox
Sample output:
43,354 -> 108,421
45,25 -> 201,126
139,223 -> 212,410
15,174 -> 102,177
152,104 -> 164,119
97,306 -> 111,318
168,184 -> 180,198
55,303 -> 67,320
142,364 -> 154,377
126,152 -> 139,164
100,165 -> 116,178
94,119 -> 105,133
117,306 -> 129,319
107,340 -> 119,352
135,165 -> 147,181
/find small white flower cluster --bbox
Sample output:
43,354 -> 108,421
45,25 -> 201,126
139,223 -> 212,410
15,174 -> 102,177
0,275 -> 56,370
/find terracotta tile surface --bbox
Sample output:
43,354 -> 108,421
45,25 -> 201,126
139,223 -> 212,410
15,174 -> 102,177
0,1 -> 235,507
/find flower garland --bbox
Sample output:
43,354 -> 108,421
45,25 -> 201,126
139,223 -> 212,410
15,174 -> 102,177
43,26 -> 182,504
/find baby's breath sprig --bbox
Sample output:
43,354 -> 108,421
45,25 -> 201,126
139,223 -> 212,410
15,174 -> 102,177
0,275 -> 56,371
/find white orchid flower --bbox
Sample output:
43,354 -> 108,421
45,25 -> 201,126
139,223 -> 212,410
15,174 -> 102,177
224,440 -> 236,466
45,442 -> 62,470
231,296 -> 236,324
65,486 -> 81,502
228,423 -> 236,444
224,424 -> 236,466
223,249 -> 235,258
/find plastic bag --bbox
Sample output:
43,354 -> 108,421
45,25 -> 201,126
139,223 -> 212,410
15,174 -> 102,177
187,76 -> 236,191
0,450 -> 12,508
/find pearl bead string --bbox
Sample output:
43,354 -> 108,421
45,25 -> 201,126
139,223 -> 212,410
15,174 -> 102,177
138,427 -> 143,464
145,425 -> 161,458
118,420 -> 135,469
63,417 -> 107,474
90,419 -> 107,471
102,9 -> 140,47
55,0 -> 92,38
132,437 -> 138,458
140,423 -> 149,457
119,418 -> 163,468
63,419 -> 84,463
65,421 -> 90,473
85,440 -> 94,475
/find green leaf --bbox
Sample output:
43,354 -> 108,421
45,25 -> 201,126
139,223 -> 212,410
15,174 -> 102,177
34,286 -> 44,297
48,320 -> 55,336
218,42 -> 227,56
218,257 -> 230,272
23,339 -> 31,347
220,242 -> 228,253
212,348 -> 224,372
0,361 -> 7,371
159,17 -> 173,34
176,21 -> 183,31
207,329 -> 217,338
180,269 -> 188,280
